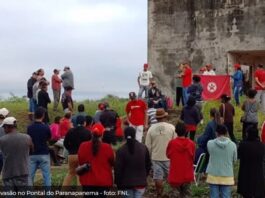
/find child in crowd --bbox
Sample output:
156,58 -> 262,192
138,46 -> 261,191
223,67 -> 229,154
219,94 -> 237,144
181,97 -> 201,141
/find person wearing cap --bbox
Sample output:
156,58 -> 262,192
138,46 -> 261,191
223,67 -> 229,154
126,92 -> 148,143
115,127 -> 151,197
237,126 -> 265,198
51,69 -> 62,111
231,63 -> 243,106
175,63 -> 184,107
0,117 -> 33,187
254,64 -> 265,113
206,124 -> 237,198
61,66 -> 74,91
71,104 -> 88,128
166,121 -> 195,197
178,63 -> 192,105
0,108 -> 9,173
62,115 -> 92,187
219,94 -> 237,144
145,108 -> 175,197
202,64 -> 216,75
78,123 -> 114,194
138,63 -> 153,99
27,107 -> 52,186
27,72 -> 37,120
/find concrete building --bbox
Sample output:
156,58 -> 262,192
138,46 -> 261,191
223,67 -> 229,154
148,0 -> 265,97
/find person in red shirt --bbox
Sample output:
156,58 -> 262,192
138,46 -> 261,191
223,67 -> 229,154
51,69 -> 62,111
78,123 -> 114,196
254,64 -> 265,113
166,121 -> 195,197
125,92 -> 148,143
59,112 -> 73,137
179,63 -> 192,105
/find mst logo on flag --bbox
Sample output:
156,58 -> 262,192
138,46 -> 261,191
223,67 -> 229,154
199,75 -> 231,100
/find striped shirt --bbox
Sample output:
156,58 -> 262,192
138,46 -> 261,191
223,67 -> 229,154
147,108 -> 157,125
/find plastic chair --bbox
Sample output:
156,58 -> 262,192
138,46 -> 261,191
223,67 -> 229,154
193,153 -> 207,186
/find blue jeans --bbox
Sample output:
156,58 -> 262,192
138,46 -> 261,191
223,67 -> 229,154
209,184 -> 231,198
183,87 -> 189,105
138,85 -> 149,99
29,155 -> 51,186
233,86 -> 241,105
126,188 -> 145,198
28,98 -> 37,113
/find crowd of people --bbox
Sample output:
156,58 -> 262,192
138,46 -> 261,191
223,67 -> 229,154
0,63 -> 264,198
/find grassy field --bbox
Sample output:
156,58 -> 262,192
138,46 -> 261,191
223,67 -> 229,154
0,95 -> 264,197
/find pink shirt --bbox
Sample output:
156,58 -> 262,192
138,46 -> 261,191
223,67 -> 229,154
50,123 -> 61,141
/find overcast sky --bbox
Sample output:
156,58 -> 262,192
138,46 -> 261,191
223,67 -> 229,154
0,0 -> 147,100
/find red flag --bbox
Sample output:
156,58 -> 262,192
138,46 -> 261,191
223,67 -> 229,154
199,75 -> 231,100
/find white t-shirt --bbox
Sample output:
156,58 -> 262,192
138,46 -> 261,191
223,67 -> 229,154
203,70 -> 216,75
139,71 -> 153,86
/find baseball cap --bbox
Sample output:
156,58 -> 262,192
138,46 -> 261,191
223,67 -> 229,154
0,108 -> 9,117
129,92 -> 136,99
91,123 -> 105,136
1,117 -> 16,126
143,63 -> 148,68
64,66 -> 70,71
234,63 -> 241,69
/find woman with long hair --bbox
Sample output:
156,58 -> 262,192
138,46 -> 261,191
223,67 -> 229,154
78,123 -> 114,197
241,89 -> 258,140
115,127 -> 151,197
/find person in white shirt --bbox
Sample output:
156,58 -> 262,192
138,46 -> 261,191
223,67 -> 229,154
203,64 -> 216,75
138,63 -> 153,99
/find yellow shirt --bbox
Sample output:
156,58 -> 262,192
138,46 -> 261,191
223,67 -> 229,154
206,174 -> 234,185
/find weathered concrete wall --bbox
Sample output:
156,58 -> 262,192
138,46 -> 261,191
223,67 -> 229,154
148,0 -> 265,97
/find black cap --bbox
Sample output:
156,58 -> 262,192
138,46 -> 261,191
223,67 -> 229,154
129,92 -> 136,99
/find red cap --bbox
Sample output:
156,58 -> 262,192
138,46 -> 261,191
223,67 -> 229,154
91,123 -> 105,136
234,63 -> 241,69
143,63 -> 148,68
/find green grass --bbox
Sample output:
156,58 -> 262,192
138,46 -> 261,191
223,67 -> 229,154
0,95 -> 264,197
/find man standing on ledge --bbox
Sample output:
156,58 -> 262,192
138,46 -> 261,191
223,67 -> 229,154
138,63 -> 153,99
179,63 -> 192,105
61,66 -> 74,93
51,69 -> 62,111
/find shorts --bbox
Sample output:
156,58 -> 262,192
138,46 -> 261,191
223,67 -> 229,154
152,160 -> 170,180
